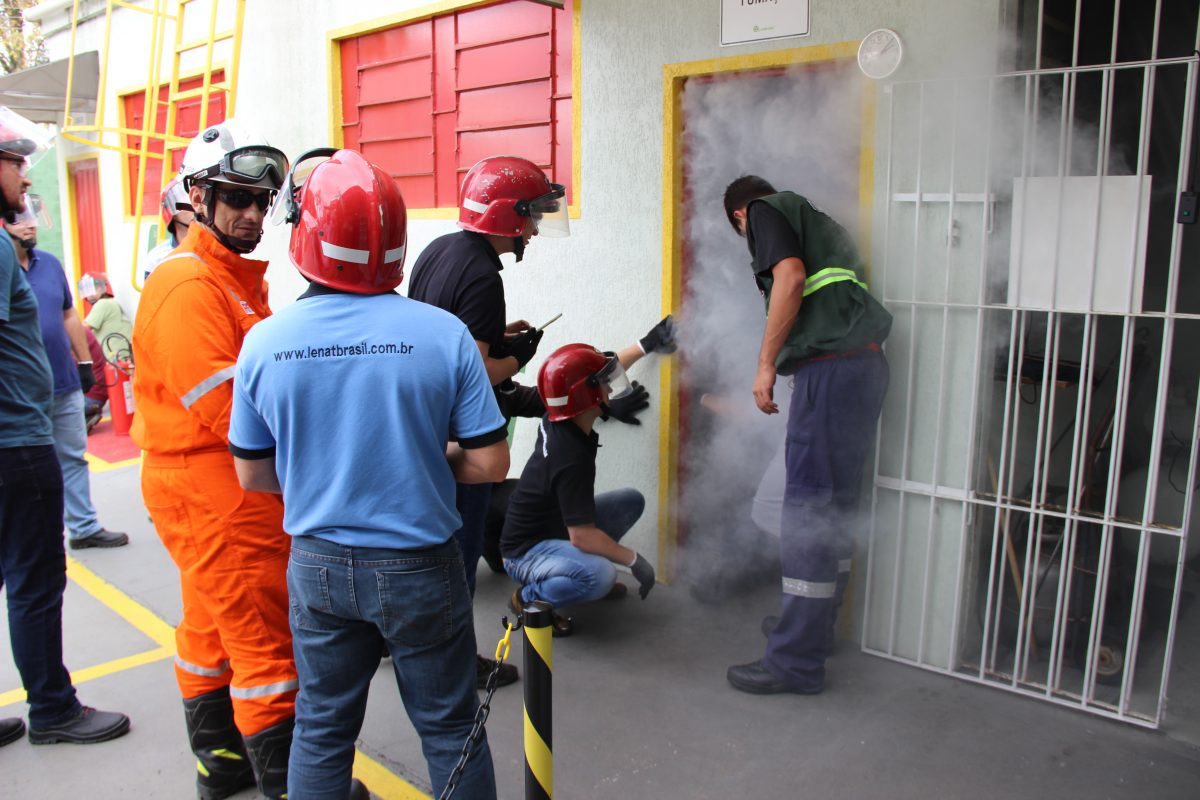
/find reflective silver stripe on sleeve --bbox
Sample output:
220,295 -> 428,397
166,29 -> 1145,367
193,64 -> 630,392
782,577 -> 837,599
174,655 -> 230,677
181,365 -> 236,409
462,197 -> 489,214
838,559 -> 853,573
229,679 -> 299,700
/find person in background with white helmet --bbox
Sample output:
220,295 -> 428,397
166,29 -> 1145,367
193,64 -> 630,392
131,120 -> 295,800
78,271 -> 132,360
0,105 -> 130,749
4,202 -> 129,551
407,155 -> 675,684
143,177 -> 194,281
500,342 -> 667,637
231,148 -> 507,800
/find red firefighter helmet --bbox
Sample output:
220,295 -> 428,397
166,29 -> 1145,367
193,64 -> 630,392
287,149 -> 408,294
457,156 -> 569,238
537,343 -> 633,422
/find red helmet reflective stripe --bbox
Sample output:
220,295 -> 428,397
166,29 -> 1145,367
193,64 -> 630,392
287,150 -> 408,294
537,343 -> 610,422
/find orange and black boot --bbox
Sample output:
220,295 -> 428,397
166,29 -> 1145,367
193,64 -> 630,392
243,717 -> 293,799
182,688 -> 256,800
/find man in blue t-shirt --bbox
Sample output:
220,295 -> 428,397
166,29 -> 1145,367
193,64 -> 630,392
4,210 -> 126,549
229,151 -> 508,800
0,105 -> 129,748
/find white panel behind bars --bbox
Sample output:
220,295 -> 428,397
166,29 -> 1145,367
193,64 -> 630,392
1007,175 -> 1152,314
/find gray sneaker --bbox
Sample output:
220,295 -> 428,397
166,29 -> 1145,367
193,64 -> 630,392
69,529 -> 129,549
28,706 -> 130,744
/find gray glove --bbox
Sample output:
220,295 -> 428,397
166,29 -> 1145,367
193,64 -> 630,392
629,552 -> 656,599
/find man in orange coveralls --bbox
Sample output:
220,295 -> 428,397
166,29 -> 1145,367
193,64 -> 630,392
132,120 -> 294,800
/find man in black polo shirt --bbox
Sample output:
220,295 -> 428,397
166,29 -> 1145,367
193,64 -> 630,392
500,343 -> 661,636
409,157 -> 674,680
721,175 -> 891,696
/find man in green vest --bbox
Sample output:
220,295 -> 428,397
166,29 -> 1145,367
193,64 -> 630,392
722,175 -> 891,695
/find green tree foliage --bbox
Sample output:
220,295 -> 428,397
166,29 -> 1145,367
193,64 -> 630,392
1,0 -> 47,75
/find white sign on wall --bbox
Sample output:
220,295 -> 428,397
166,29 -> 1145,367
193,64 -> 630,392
720,0 -> 810,47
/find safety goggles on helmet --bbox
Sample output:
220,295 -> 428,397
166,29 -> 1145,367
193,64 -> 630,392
186,145 -> 289,191
271,147 -> 338,226
515,183 -> 569,237
7,194 -> 50,227
592,352 -> 632,400
214,186 -> 274,212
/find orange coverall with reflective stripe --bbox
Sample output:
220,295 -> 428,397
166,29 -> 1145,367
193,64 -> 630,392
132,224 -> 295,736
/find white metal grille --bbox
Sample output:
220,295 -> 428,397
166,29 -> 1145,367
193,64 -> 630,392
862,2 -> 1200,727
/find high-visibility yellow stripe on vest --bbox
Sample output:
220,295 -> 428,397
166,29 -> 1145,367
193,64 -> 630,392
803,267 -> 868,297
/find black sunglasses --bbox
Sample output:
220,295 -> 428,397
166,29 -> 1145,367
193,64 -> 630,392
214,186 -> 273,211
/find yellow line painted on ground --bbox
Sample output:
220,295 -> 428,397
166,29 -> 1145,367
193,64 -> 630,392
84,450 -> 142,472
0,647 -> 173,709
353,750 -> 431,800
67,557 -> 177,648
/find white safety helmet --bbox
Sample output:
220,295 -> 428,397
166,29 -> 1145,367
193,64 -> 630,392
179,119 -> 288,192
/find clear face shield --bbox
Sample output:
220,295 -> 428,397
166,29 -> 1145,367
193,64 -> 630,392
271,148 -> 338,226
9,194 -> 51,227
518,183 -> 569,237
0,106 -> 53,168
593,352 -> 632,401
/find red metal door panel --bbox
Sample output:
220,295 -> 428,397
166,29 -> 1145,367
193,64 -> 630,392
457,36 -> 551,90
359,59 -> 432,105
362,138 -> 433,176
456,3 -> 550,46
433,16 -> 457,112
459,126 -> 550,166
395,175 -> 436,209
457,82 -> 550,130
359,98 -> 434,140
357,22 -> 431,65
69,159 -> 107,284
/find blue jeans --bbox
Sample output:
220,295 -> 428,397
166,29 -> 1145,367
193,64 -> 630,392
286,536 -> 496,800
453,481 -> 492,596
505,489 -> 645,608
0,444 -> 82,726
50,390 -> 102,540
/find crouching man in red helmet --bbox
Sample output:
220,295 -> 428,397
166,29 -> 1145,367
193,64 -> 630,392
499,343 -> 666,636
229,149 -> 509,800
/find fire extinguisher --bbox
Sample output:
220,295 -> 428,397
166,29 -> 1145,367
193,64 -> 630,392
101,333 -> 135,436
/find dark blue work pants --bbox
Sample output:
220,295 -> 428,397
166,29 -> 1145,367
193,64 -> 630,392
763,349 -> 889,691
453,481 -> 492,596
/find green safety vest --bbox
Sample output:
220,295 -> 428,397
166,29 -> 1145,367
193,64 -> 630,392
746,192 -> 892,374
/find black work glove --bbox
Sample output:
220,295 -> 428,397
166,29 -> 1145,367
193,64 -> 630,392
638,315 -> 676,354
629,552 -> 656,600
600,381 -> 650,425
496,380 -> 546,419
505,327 -> 544,367
77,362 -> 96,393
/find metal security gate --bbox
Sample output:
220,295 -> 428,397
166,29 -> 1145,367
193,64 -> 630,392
861,1 -> 1200,727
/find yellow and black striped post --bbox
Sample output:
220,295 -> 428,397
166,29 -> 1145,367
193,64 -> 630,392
522,602 -> 554,800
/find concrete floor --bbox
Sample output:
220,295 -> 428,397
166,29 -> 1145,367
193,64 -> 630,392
2,457 -> 1199,799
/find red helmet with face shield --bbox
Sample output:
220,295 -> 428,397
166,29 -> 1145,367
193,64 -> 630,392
286,149 -> 408,294
457,156 -> 569,239
537,343 -> 633,422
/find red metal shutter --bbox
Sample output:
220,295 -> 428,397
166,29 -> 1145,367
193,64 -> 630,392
69,159 -> 107,283
339,0 -> 573,209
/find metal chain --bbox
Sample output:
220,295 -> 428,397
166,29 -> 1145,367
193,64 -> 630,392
439,620 -> 518,800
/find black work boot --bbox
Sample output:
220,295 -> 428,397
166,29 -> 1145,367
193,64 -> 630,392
243,717 -> 294,800
182,688 -> 256,800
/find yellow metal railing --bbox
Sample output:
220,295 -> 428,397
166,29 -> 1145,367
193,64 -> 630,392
60,0 -> 245,291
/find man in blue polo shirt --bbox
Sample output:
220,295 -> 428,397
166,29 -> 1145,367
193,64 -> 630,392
4,207 -> 126,549
229,150 -> 508,800
0,105 -> 129,748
